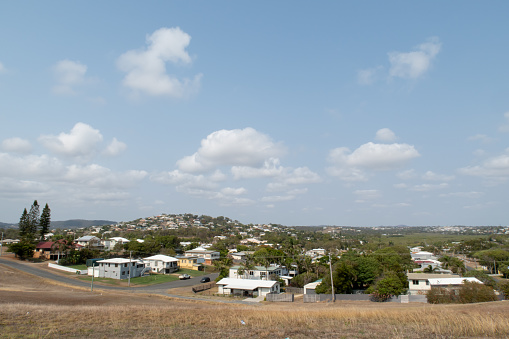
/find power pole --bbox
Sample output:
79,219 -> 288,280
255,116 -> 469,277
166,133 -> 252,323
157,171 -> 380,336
0,232 -> 3,256
329,252 -> 335,302
91,264 -> 95,291
128,250 -> 132,287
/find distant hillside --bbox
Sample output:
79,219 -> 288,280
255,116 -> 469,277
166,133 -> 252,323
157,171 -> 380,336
0,222 -> 17,229
50,219 -> 116,229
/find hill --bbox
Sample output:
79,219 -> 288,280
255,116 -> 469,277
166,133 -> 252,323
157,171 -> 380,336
0,219 -> 116,230
49,219 -> 116,229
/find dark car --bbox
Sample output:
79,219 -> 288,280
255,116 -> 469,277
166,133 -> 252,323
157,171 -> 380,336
200,277 -> 211,283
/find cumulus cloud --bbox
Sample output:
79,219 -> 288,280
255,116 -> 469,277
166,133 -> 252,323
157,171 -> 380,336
117,27 -> 201,98
388,37 -> 441,79
1,137 -> 32,154
39,122 -> 103,160
459,153 -> 509,181
375,128 -> 397,142
64,164 -> 147,189
327,141 -> 419,181
103,138 -> 127,157
177,128 -> 285,173
397,169 -> 417,180
52,60 -> 88,95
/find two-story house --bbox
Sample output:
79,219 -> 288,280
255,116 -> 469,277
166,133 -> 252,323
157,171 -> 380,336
144,255 -> 179,274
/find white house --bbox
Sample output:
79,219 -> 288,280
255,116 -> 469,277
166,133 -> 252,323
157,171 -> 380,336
428,277 -> 483,288
75,236 -> 103,250
102,237 -> 130,251
143,255 -> 179,274
229,265 -> 284,280
91,258 -> 149,280
304,280 -> 322,294
411,251 -> 435,260
407,273 -> 459,295
305,248 -> 326,258
216,278 -> 280,297
184,247 -> 220,264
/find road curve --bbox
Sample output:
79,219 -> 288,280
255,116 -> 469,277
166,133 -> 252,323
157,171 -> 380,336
0,258 -> 254,305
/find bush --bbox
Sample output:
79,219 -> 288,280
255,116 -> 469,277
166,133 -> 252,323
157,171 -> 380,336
463,270 -> 497,287
426,282 -> 496,304
498,281 -> 509,299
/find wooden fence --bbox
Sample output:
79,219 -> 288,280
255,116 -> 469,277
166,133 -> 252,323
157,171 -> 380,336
192,282 -> 216,293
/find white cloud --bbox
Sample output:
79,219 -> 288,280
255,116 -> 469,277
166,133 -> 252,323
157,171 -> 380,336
52,60 -> 88,95
397,169 -> 417,180
150,170 -> 217,190
221,187 -> 247,196
232,158 -> 284,179
459,153 -> 509,180
468,134 -> 493,143
177,128 -> 285,173
388,37 -> 441,79
0,153 -> 64,178
422,171 -> 455,181
39,122 -> 103,160
103,137 -> 127,157
327,142 -> 420,181
440,191 -> 484,199
354,189 -> 380,203
394,183 -> 408,189
410,183 -> 449,191
357,67 -> 381,85
1,137 -> 32,154
375,128 -> 397,142
117,27 -> 201,98
64,164 -> 147,189
0,61 -> 5,73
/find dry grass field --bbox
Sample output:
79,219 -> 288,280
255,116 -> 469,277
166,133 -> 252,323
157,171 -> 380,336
1,264 -> 509,338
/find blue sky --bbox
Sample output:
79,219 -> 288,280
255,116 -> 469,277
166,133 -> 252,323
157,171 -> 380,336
1,1 -> 509,226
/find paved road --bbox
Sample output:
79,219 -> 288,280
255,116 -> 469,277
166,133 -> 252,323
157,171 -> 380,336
0,258 -> 253,305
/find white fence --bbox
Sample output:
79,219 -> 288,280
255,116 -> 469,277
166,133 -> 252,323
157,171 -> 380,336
48,263 -> 88,275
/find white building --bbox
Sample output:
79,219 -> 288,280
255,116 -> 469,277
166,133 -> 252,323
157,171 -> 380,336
184,247 -> 220,264
229,265 -> 284,280
407,273 -> 460,295
75,236 -> 103,250
91,258 -> 149,280
102,237 -> 130,251
143,255 -> 179,274
216,278 -> 280,297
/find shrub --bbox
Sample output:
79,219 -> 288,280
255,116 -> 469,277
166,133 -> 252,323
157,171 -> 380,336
498,281 -> 509,299
426,281 -> 497,304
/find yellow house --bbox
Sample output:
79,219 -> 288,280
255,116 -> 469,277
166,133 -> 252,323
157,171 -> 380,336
178,256 -> 204,271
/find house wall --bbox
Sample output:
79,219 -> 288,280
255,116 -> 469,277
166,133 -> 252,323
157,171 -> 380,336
408,279 -> 431,295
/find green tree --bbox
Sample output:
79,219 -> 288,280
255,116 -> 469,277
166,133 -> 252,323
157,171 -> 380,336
368,271 -> 408,302
9,241 -> 35,260
27,200 -> 40,241
18,208 -> 30,240
39,203 -> 51,241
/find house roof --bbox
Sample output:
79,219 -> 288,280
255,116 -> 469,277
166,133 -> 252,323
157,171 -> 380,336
304,279 -> 322,289
36,240 -> 73,250
216,278 -> 278,290
97,258 -> 143,264
230,265 -> 282,272
185,247 -> 219,254
428,277 -> 482,286
143,255 -> 178,262
76,236 -> 100,242
407,273 -> 459,280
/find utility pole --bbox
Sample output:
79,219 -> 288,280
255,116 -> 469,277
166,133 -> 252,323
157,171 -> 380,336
91,264 -> 95,291
329,252 -> 335,302
128,250 -> 132,287
0,232 -> 3,256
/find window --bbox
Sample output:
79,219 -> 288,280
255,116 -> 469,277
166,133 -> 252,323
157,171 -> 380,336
412,280 -> 419,285
426,281 -> 430,285
115,264 -> 118,267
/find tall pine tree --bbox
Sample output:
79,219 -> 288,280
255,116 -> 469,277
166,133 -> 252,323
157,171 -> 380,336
27,200 -> 40,241
39,203 -> 51,241
18,208 -> 30,240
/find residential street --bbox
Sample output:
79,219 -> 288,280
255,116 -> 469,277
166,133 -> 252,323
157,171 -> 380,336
0,257 -> 254,304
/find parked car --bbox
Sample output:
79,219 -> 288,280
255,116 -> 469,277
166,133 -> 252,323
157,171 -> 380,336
200,277 -> 211,283
179,274 -> 191,280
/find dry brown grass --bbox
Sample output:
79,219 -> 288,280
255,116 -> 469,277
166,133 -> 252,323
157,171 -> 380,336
1,301 -> 509,338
